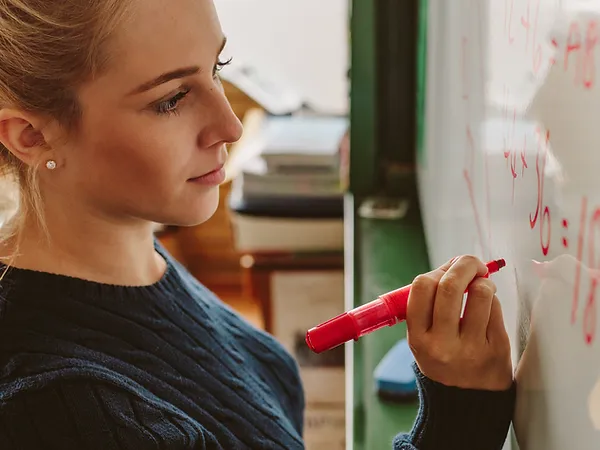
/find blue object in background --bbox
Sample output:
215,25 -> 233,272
373,338 -> 417,402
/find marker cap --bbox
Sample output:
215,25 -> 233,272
306,313 -> 357,353
306,293 -> 406,353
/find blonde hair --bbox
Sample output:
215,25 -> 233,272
0,0 -> 130,257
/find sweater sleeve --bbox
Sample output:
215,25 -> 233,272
0,380 -> 217,450
393,364 -> 516,450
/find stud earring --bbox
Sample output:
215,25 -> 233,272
45,160 -> 57,170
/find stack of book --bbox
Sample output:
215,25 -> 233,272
228,113 -> 347,253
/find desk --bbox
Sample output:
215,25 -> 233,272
350,197 -> 430,450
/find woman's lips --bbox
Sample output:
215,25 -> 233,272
188,164 -> 226,186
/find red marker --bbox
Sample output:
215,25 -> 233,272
305,258 -> 506,353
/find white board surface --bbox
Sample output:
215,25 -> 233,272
418,1 -> 600,449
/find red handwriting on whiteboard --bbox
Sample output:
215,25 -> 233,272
505,0 -> 516,44
502,86 -> 529,203
505,106 -> 518,202
583,207 -> 600,344
572,197 -> 588,325
521,0 -> 542,74
520,135 -> 528,176
507,4 -> 598,85
563,20 -> 597,89
549,38 -> 558,67
565,21 -> 582,77
571,198 -> 600,345
529,127 -> 551,256
583,20 -> 597,89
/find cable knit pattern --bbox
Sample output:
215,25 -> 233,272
0,242 -> 305,450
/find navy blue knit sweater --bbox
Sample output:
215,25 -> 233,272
0,243 -> 515,449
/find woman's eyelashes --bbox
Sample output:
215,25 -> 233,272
152,58 -> 232,116
213,57 -> 232,79
153,87 -> 191,116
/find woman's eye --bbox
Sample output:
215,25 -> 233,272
154,89 -> 190,116
213,57 -> 233,79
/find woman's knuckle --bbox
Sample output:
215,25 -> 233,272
428,346 -> 446,364
469,279 -> 495,298
412,274 -> 434,292
437,276 -> 461,298
428,342 -> 454,364
436,352 -> 453,366
460,254 -> 481,266
463,343 -> 482,362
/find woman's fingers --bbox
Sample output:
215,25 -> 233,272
461,277 -> 496,341
487,295 -> 509,344
407,257 -> 459,335
432,255 -> 488,338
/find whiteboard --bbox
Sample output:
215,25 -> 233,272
418,1 -> 600,449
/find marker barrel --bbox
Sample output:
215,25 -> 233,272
306,286 -> 410,353
306,258 -> 506,354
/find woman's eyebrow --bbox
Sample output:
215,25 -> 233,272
127,36 -> 228,96
128,66 -> 200,96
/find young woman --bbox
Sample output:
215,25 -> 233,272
0,0 -> 515,448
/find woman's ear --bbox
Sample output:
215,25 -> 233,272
0,109 -> 50,167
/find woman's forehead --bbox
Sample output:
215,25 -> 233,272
111,0 -> 222,71
86,0 -> 224,96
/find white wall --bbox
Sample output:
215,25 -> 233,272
214,0 -> 349,115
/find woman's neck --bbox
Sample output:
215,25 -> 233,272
1,213 -> 167,287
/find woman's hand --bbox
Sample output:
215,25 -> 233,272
406,255 -> 513,391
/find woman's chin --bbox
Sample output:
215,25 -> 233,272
146,188 -> 221,228
173,197 -> 220,227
